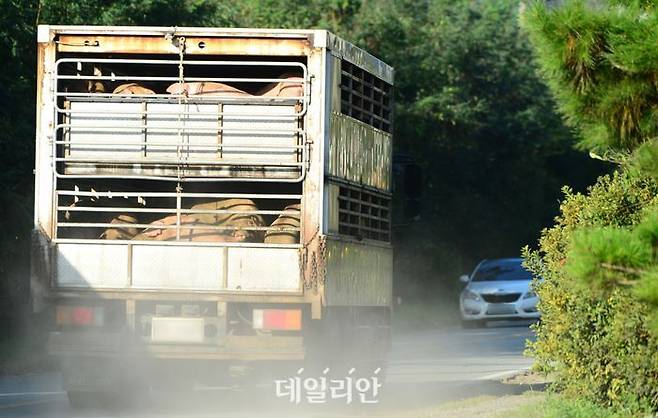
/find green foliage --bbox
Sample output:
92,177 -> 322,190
39,0 -> 238,26
525,170 -> 658,413
372,0 -> 604,296
505,394 -> 629,418
522,0 -> 658,151
632,139 -> 658,181
0,0 -> 40,302
566,227 -> 651,290
524,2 -> 658,412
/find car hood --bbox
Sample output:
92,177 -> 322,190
465,280 -> 531,294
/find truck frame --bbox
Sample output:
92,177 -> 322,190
31,25 -> 393,399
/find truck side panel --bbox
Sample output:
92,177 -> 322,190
324,239 -> 393,306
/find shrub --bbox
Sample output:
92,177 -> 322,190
524,169 -> 658,414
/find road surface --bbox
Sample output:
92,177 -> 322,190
0,321 -> 537,417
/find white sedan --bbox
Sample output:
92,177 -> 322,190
459,258 -> 539,328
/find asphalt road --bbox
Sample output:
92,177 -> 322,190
0,320 -> 536,417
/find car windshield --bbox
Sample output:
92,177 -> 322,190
471,260 -> 532,282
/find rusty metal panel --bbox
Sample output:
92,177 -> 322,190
57,35 -> 310,56
302,48 -> 325,244
56,243 -> 129,288
226,248 -> 301,292
30,230 -> 55,312
57,35 -> 177,54
47,26 -> 315,40
327,184 -> 340,234
35,40 -> 56,237
131,245 -> 225,290
330,55 -> 342,113
326,33 -> 394,85
324,238 -> 392,306
328,113 -> 392,191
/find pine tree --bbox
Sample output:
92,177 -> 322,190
523,2 -> 658,411
523,0 -> 658,332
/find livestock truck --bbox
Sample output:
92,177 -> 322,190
31,25 -> 394,403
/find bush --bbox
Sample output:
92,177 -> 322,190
524,169 -> 658,414
506,394 -> 628,418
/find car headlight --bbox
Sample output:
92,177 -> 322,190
522,290 -> 537,299
462,289 -> 481,302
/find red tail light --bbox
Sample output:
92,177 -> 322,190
71,307 -> 93,325
252,309 -> 301,331
56,306 -> 104,327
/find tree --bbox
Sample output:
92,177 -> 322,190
523,0 -> 658,332
522,0 -> 658,412
347,0 -> 604,297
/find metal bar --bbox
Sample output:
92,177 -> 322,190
126,245 -> 133,288
338,209 -> 390,222
58,141 -> 300,150
52,289 -> 307,302
55,173 -> 306,183
56,96 -> 306,116
57,75 -> 305,83
55,157 -> 304,166
56,99 -> 307,118
338,196 -> 390,211
55,123 -> 305,134
56,57 -> 308,67
58,108 -> 300,120
57,222 -> 300,232
56,191 -> 302,199
57,207 -> 300,215
338,223 -> 388,234
56,92 -> 306,101
52,238 -> 302,249
175,188 -> 181,240
55,141 -> 305,150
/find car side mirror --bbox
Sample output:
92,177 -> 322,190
459,274 -> 470,283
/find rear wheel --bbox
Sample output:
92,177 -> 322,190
62,357 -> 148,409
306,307 -> 390,378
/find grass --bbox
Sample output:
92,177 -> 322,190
502,394 -> 632,418
376,392 -> 545,418
375,391 -> 634,418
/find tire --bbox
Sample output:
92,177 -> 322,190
306,307 -> 389,378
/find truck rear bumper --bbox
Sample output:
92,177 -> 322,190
49,331 -> 305,361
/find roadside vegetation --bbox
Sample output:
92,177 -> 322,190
379,391 -> 625,418
521,0 -> 658,415
505,394 -> 627,418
